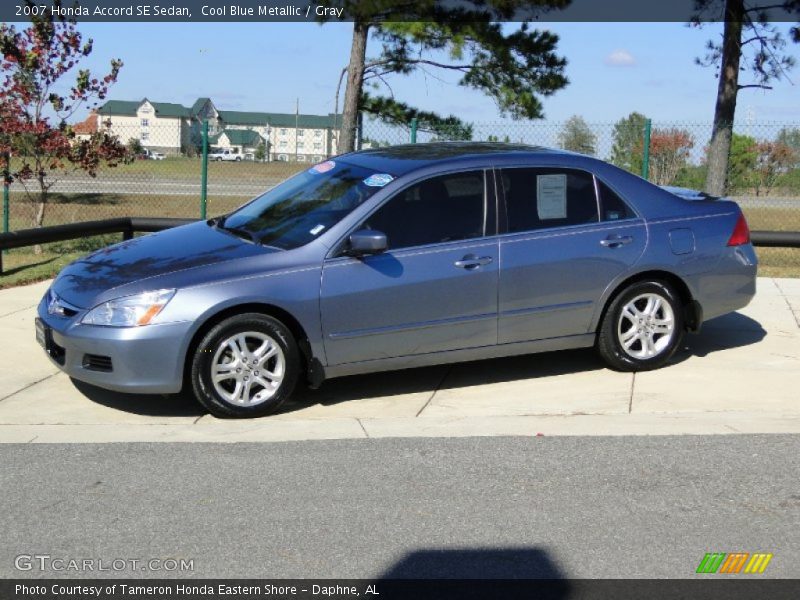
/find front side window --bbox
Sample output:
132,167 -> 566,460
500,168 -> 599,233
222,161 -> 389,250
364,171 -> 486,250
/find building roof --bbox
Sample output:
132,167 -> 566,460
191,97 -> 211,116
218,110 -> 334,129
97,99 -> 190,118
97,97 -> 335,128
73,111 -> 98,135
213,129 -> 263,147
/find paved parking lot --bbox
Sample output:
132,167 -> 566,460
0,277 -> 798,443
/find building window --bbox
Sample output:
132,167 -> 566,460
278,154 -> 288,162
313,142 -> 322,150
279,128 -> 287,136
279,141 -> 288,149
314,130 -> 322,138
297,155 -> 306,162
140,132 -> 149,141
297,142 -> 304,149
140,107 -> 151,114
313,156 -> 324,162
140,119 -> 149,127
297,129 -> 304,137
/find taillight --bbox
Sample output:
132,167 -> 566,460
727,213 -> 751,246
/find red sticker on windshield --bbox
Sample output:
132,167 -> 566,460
309,160 -> 335,174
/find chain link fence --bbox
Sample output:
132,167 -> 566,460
2,119 -> 799,277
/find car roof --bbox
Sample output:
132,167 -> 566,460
339,142 -> 567,176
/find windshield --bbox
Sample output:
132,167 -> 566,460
220,160 -> 391,250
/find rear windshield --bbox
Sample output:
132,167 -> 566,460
223,161 -> 390,250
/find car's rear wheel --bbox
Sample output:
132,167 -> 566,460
190,313 -> 300,418
597,280 -> 684,371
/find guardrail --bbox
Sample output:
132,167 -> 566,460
750,231 -> 800,248
0,217 -> 196,274
0,219 -> 798,275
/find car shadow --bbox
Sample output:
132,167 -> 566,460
672,311 -> 766,361
69,379 -> 204,417
72,311 -> 766,418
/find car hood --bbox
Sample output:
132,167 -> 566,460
51,221 -> 279,308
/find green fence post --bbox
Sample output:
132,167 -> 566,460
642,119 -> 652,181
410,118 -> 418,144
200,120 -> 208,220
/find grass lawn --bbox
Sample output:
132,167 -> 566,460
0,250 -> 86,290
742,206 -> 800,232
5,192 -> 251,231
9,156 -> 307,182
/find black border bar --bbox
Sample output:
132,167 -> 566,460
2,0 -> 800,23
4,579 -> 800,600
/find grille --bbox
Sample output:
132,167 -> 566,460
82,354 -> 113,372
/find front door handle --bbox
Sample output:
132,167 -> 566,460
454,254 -> 493,269
600,235 -> 634,248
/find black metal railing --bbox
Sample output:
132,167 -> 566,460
0,217 -> 196,274
0,218 -> 798,276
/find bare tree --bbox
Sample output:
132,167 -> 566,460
693,0 -> 799,196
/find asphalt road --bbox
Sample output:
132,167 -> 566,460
2,435 -> 799,579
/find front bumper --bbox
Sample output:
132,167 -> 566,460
36,295 -> 193,394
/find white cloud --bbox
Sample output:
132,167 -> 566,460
605,50 -> 636,67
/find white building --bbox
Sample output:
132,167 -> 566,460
96,97 -> 338,161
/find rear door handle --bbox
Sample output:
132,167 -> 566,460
454,254 -> 493,269
600,235 -> 634,248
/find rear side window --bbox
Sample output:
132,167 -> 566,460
597,180 -> 637,221
364,171 -> 486,250
500,168 -> 599,233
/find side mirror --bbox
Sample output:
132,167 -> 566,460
348,229 -> 388,257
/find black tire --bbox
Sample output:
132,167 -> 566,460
190,313 -> 300,418
596,280 -> 685,372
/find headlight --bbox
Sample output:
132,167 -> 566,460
82,289 -> 176,327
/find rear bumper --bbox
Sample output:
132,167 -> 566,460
692,244 -> 758,322
37,296 -> 191,394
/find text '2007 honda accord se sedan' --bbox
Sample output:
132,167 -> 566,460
36,143 -> 757,417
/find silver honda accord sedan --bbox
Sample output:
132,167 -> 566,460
36,143 -> 757,417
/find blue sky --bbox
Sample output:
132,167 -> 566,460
61,21 -> 800,124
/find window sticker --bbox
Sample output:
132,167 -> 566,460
309,224 -> 326,236
309,160 -> 335,174
536,174 -> 568,220
363,173 -> 394,187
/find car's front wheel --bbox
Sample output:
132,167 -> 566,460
596,281 -> 684,371
190,313 -> 300,418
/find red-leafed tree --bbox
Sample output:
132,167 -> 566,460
0,0 -> 128,238
648,129 -> 695,186
753,140 -> 796,196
